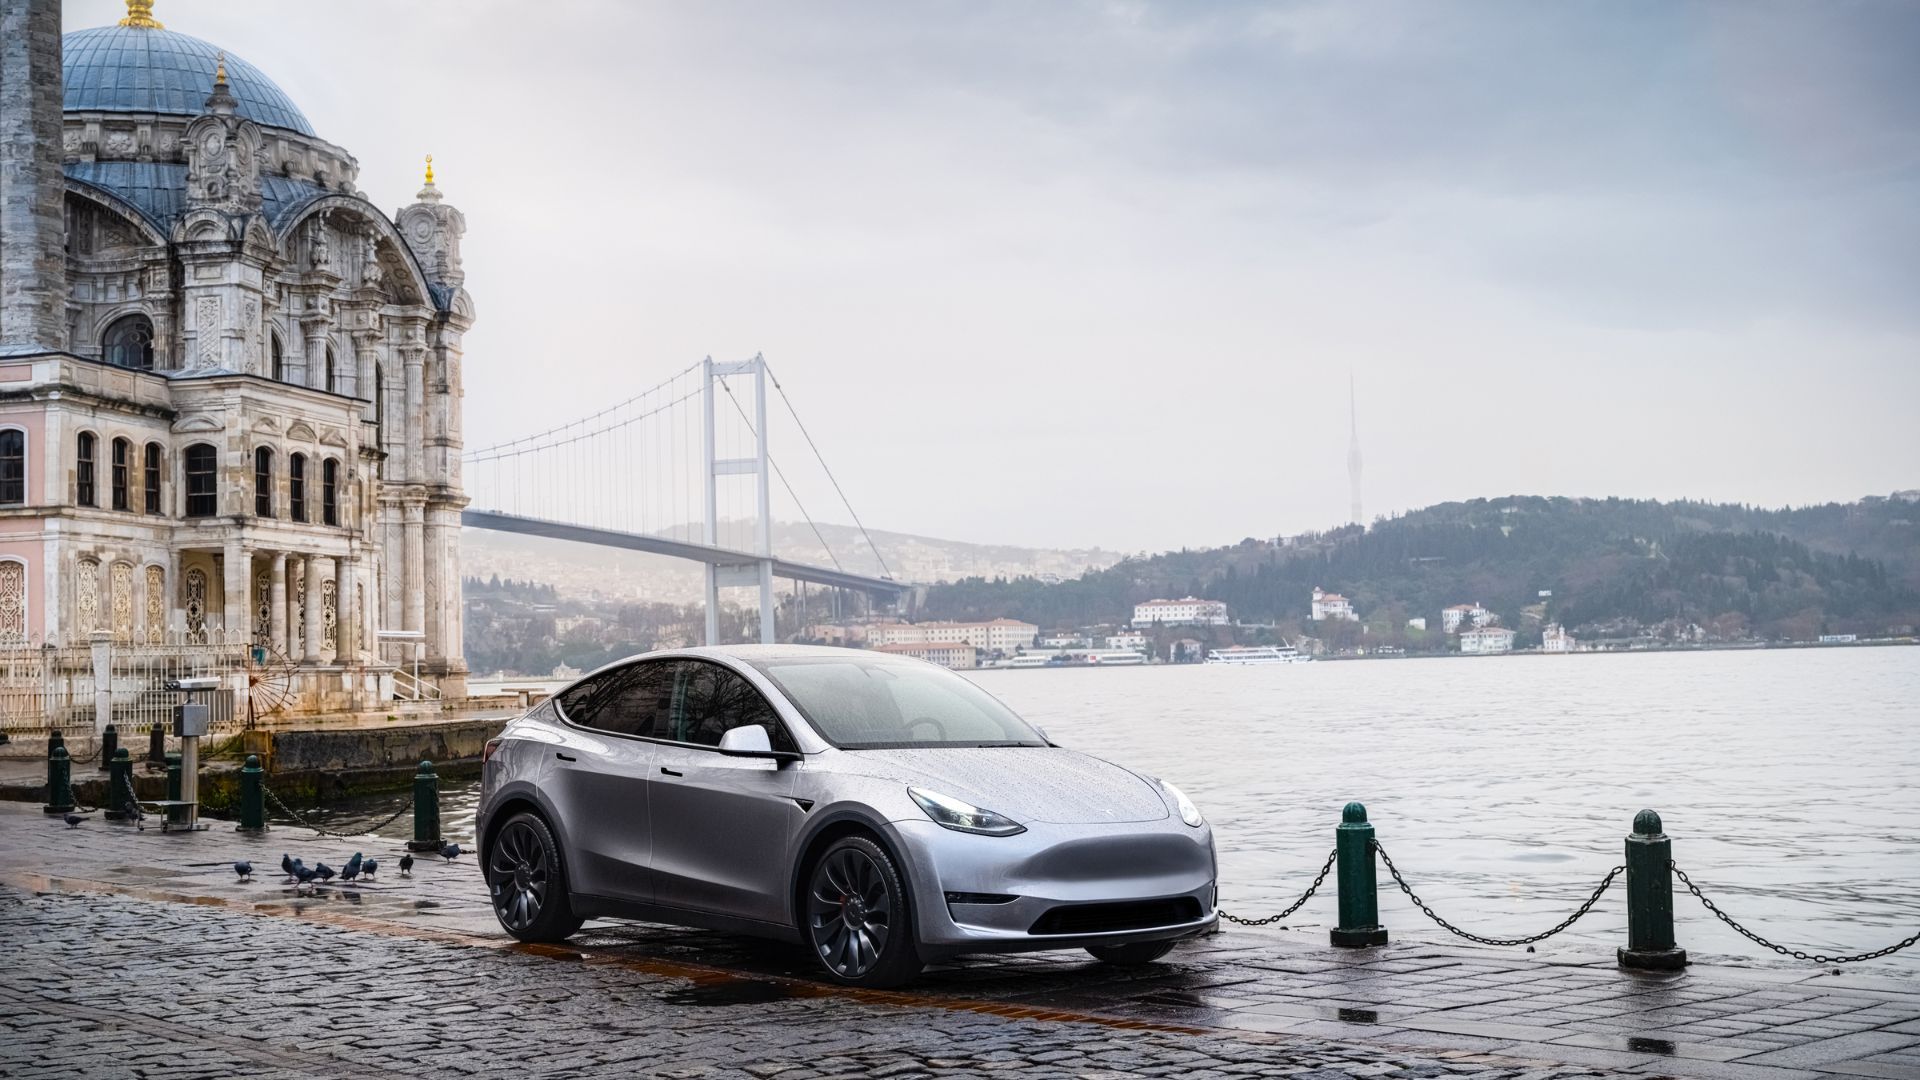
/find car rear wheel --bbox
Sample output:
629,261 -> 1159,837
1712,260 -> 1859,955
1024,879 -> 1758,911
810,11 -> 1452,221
804,836 -> 921,988
1085,940 -> 1176,966
487,811 -> 582,943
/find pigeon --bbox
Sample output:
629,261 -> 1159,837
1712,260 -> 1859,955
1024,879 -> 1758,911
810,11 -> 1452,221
361,858 -> 378,878
280,853 -> 295,881
293,863 -> 319,892
397,853 -> 414,876
312,862 -> 336,885
340,852 -> 364,882
234,861 -> 252,882
285,857 -> 308,884
63,813 -> 84,828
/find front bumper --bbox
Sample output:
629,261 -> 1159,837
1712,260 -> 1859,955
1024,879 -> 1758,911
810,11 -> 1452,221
887,816 -> 1217,959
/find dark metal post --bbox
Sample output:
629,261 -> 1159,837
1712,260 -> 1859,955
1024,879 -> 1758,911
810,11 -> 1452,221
46,729 -> 64,758
165,751 -> 184,827
43,746 -> 74,814
147,721 -> 165,764
237,754 -> 266,832
98,723 -> 117,772
105,748 -> 134,821
1331,801 -> 1389,947
1618,809 -> 1687,971
406,760 -> 441,852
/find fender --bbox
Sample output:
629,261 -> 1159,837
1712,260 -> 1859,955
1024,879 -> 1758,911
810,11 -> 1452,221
784,802 -> 916,930
478,778 -> 572,868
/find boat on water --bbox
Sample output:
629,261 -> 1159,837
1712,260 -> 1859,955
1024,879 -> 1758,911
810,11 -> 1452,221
1081,649 -> 1146,666
1204,645 -> 1310,665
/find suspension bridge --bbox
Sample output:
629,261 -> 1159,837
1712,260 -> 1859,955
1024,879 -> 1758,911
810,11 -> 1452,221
459,356 -> 910,645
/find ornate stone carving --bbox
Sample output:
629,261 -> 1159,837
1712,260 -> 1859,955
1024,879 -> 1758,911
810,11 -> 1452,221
293,562 -> 306,650
242,296 -> 260,373
145,565 -> 164,643
76,559 -> 101,635
185,567 -> 207,639
256,571 -> 271,646
111,562 -> 134,642
309,219 -> 332,272
0,562 -> 25,640
322,578 -> 337,652
103,130 -> 135,156
195,294 -> 221,367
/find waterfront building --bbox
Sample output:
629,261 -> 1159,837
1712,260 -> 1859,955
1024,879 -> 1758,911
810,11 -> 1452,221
1460,626 -> 1516,655
1104,630 -> 1146,650
1310,587 -> 1358,621
1132,597 -> 1229,626
1442,603 -> 1493,632
874,640 -> 979,670
804,623 -> 867,646
1406,616 -> 1427,631
0,2 -> 472,708
860,618 -> 1035,652
1543,624 -> 1576,653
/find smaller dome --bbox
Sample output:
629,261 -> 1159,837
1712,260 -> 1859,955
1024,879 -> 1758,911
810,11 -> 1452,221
63,24 -> 315,136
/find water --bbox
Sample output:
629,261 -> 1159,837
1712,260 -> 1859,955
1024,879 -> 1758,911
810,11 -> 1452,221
438,648 -> 1919,970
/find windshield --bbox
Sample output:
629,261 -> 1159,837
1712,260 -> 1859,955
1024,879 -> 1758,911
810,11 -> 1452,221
750,655 -> 1046,749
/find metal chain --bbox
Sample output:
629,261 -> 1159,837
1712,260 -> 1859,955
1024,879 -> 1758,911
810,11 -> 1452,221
1373,840 -> 1623,947
262,784 -> 412,839
1220,847 -> 1339,926
1670,861 -> 1920,964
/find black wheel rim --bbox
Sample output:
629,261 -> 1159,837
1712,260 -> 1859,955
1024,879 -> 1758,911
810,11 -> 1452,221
806,848 -> 892,977
488,821 -> 550,932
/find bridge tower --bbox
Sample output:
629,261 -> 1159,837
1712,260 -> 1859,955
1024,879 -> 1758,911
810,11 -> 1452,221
703,355 -> 776,645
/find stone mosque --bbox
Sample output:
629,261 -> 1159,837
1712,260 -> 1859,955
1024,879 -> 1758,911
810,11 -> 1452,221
0,0 -> 471,707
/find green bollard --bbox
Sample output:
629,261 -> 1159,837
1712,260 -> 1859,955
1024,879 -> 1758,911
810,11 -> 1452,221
406,759 -> 441,852
1331,802 -> 1389,947
1618,809 -> 1688,971
165,751 -> 184,827
43,746 -> 75,814
99,724 -> 118,772
46,729 -> 64,759
237,755 -> 267,833
105,748 -> 135,821
147,722 -> 165,764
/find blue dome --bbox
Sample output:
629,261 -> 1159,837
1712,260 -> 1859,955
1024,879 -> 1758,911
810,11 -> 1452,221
63,25 -> 315,137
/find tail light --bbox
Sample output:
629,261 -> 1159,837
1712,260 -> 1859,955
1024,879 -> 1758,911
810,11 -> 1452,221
483,737 -> 503,764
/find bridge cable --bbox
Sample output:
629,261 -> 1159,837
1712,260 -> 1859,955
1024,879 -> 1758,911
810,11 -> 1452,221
759,360 -> 893,580
463,359 -> 702,460
716,375 -> 843,572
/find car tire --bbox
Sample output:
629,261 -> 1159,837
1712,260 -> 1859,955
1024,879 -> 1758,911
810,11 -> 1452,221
1085,940 -> 1176,966
486,810 -> 583,943
804,835 -> 922,988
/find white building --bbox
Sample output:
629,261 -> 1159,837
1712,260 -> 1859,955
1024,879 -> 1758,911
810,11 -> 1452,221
861,618 -> 1036,653
1442,603 -> 1494,632
1104,630 -> 1146,650
1310,587 -> 1358,621
1542,624 -> 1576,653
1132,597 -> 1229,626
1460,626 -> 1516,655
875,640 -> 978,670
1406,616 -> 1427,631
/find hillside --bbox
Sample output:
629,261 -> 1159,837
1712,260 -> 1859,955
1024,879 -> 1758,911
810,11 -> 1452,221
920,493 -> 1920,645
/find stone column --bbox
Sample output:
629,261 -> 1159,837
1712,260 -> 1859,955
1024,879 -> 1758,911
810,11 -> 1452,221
301,317 -> 331,393
334,555 -> 356,663
302,554 -> 325,664
221,540 -> 250,643
0,0 -> 67,350
268,552 -> 288,656
403,345 -> 426,483
402,501 -> 425,634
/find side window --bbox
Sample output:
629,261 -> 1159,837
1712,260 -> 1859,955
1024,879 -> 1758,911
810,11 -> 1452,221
554,673 -> 610,729
555,662 -> 675,739
670,662 -> 795,752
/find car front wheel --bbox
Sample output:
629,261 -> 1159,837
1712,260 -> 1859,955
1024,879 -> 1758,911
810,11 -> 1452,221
804,835 -> 922,988
486,811 -> 583,943
1085,940 -> 1176,966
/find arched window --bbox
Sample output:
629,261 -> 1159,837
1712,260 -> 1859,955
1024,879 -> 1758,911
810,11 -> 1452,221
271,334 -> 285,381
372,362 -> 383,430
184,443 -> 217,518
111,437 -> 131,511
289,452 -> 307,523
0,429 -> 24,506
102,314 -> 155,371
321,458 -> 339,526
76,432 -> 97,507
325,345 -> 337,393
143,442 -> 162,514
254,446 -> 274,517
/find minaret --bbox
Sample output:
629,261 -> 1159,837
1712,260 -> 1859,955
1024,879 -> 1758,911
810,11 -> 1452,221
1347,373 -> 1363,526
0,0 -> 69,351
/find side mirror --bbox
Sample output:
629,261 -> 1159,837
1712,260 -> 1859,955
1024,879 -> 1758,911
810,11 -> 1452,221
718,724 -> 791,759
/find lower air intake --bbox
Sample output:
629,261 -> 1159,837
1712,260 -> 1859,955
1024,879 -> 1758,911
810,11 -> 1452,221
1028,897 -> 1203,936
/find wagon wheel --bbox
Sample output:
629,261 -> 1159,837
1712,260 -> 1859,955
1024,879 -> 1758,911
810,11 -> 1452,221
245,647 -> 300,729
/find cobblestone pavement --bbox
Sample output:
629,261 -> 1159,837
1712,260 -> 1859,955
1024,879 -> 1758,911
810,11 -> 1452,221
1,888 -> 1624,1080
2,802 -> 1917,1079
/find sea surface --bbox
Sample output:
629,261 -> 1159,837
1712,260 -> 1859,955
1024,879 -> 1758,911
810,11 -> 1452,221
429,648 -> 1918,970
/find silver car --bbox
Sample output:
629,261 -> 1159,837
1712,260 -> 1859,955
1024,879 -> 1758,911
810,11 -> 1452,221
477,645 -> 1217,987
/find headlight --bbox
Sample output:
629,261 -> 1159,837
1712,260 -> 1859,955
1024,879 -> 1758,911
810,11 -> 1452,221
909,787 -> 1026,837
1158,779 -> 1205,828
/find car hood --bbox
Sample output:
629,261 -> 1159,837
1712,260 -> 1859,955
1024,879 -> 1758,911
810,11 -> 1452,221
839,746 -> 1169,825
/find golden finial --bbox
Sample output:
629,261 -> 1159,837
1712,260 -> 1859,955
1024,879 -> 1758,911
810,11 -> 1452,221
214,52 -> 227,84
424,154 -> 435,185
119,0 -> 164,29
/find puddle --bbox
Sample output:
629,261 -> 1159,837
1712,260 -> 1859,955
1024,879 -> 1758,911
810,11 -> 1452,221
1626,1037 -> 1677,1056
1336,1007 -> 1380,1024
656,980 -> 803,1007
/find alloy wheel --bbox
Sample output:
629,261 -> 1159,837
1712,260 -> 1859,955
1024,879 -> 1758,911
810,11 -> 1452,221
488,819 -> 550,933
806,846 -> 893,978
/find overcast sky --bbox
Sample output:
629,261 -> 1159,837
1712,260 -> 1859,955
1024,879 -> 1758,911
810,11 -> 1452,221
69,1 -> 1920,552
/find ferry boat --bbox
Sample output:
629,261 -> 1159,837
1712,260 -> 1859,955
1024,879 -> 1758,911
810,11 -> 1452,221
1203,645 -> 1310,665
1081,649 -> 1146,666
1006,654 -> 1052,668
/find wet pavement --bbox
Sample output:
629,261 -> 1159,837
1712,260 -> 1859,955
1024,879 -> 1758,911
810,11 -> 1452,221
1,802 -> 1917,1079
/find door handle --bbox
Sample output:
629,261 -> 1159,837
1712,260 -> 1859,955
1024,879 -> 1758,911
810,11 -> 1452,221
555,753 -> 576,762
659,767 -> 682,777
